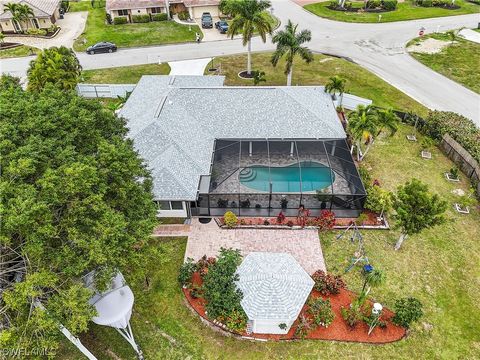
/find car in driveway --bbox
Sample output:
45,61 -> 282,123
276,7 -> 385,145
215,20 -> 229,34
201,12 -> 213,28
86,42 -> 117,55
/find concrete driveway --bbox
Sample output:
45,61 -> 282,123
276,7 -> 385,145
196,17 -> 229,42
4,11 -> 87,49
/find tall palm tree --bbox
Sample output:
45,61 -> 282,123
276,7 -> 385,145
361,269 -> 386,295
17,4 -> 34,31
324,75 -> 346,105
4,3 -> 23,32
376,108 -> 399,137
271,20 -> 313,86
347,105 -> 379,161
228,0 -> 273,76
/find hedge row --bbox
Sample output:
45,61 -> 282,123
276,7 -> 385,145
414,0 -> 458,7
113,13 -> 168,25
403,111 -> 480,163
366,0 -> 398,10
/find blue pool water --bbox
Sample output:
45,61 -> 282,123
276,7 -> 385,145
239,161 -> 334,192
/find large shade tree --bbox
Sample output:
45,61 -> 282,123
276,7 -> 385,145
27,46 -> 82,92
271,20 -> 313,86
393,179 -> 447,250
228,0 -> 273,76
0,78 -> 157,352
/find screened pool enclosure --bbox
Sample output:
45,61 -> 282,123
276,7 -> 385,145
195,139 -> 367,218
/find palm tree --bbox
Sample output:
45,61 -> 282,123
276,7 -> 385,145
17,4 -> 34,31
4,2 -> 23,32
376,108 -> 399,137
228,0 -> 273,76
347,105 -> 379,161
271,20 -> 313,86
361,269 -> 386,295
324,75 -> 346,105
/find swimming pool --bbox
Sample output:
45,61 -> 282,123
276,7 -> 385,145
239,161 -> 334,193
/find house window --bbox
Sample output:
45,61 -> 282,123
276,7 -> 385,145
170,201 -> 183,210
118,9 -> 129,16
151,7 -> 162,14
158,201 -> 171,210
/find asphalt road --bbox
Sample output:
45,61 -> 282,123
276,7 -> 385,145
1,0 -> 479,124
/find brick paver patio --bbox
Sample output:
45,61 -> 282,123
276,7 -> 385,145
153,224 -> 191,237
184,219 -> 326,274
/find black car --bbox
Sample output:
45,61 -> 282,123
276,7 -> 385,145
201,12 -> 213,28
86,42 -> 117,55
215,20 -> 229,34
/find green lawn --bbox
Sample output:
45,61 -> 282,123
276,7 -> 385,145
0,45 -> 39,59
304,0 -> 480,23
207,52 -> 429,116
58,124 -> 480,358
81,63 -> 171,83
409,33 -> 480,94
70,2 -> 201,51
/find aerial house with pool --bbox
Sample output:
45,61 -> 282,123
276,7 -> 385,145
119,75 -> 366,218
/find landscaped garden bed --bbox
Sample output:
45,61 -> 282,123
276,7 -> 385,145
181,255 -> 408,343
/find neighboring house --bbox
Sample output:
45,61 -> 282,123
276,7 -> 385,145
0,0 -> 60,33
119,75 -> 366,219
105,0 -> 220,23
106,0 -> 166,23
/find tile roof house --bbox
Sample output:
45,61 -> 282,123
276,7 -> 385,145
236,252 -> 314,334
119,75 -> 366,218
0,0 -> 60,33
106,0 -> 221,23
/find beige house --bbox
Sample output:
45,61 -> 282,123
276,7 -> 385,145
106,0 -> 220,23
0,0 -> 61,33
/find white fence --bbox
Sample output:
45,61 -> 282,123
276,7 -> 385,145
76,84 -> 136,98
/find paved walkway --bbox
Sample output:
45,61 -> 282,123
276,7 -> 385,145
459,29 -> 480,44
184,218 -> 326,274
152,224 -> 191,237
168,57 -> 212,75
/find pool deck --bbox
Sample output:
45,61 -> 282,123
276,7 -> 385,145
184,218 -> 326,275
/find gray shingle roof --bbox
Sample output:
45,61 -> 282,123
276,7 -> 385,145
119,75 -> 346,201
236,252 -> 314,321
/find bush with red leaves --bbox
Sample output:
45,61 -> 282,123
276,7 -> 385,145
277,211 -> 286,224
312,270 -> 346,295
196,255 -> 217,278
314,210 -> 336,231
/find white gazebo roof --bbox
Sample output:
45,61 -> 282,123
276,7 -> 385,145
236,252 -> 314,321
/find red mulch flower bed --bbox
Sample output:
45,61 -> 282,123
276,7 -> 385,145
183,272 -> 405,343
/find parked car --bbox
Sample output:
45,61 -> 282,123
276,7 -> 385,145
86,42 -> 117,55
215,20 -> 229,34
201,12 -> 213,28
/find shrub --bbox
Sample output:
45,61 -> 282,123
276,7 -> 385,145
190,284 -> 203,299
277,211 -> 286,224
177,10 -> 190,21
152,13 -> 168,21
294,314 -> 312,339
263,219 -> 270,225
27,28 -> 47,36
421,111 -> 480,163
365,185 -> 393,215
113,16 -> 128,25
382,0 -> 398,10
202,248 -> 245,321
224,211 -> 237,228
315,210 -> 336,231
240,199 -> 251,208
106,13 -> 112,24
449,166 -> 459,179
311,270 -> 346,295
132,14 -> 150,23
178,258 -> 196,287
355,212 -> 368,225
392,297 -> 423,328
358,165 -> 372,190
255,203 -> 261,209
341,292 -> 368,328
286,220 -> 294,227
366,0 -> 381,8
196,255 -> 216,278
223,308 -> 247,332
308,298 -> 335,328
48,25 -> 59,34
